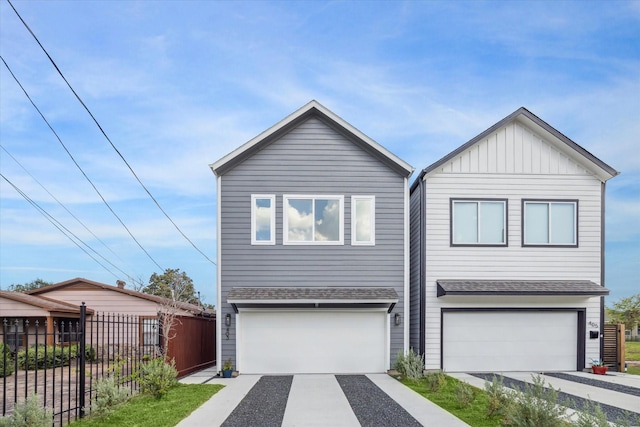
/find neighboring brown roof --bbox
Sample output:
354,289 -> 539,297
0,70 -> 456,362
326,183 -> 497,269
0,290 -> 94,315
436,280 -> 609,297
227,287 -> 399,302
27,278 -> 214,317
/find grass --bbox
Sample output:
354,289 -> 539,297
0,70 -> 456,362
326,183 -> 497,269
626,341 -> 640,361
628,365 -> 640,375
71,383 -> 224,427
401,375 -> 501,427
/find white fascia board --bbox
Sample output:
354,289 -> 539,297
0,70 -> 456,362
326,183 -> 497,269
228,299 -> 399,305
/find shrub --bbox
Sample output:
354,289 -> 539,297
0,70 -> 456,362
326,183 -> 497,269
17,345 -> 73,370
0,343 -> 14,377
93,375 -> 131,415
484,375 -> 512,418
424,370 -> 447,392
394,348 -> 424,380
135,357 -> 178,399
502,374 -> 567,427
454,380 -> 475,408
4,394 -> 52,427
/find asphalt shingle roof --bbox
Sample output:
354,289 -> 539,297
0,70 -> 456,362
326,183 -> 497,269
436,280 -> 609,297
227,287 -> 398,302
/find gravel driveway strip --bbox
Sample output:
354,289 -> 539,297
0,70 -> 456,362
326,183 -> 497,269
544,372 -> 640,397
336,375 -> 422,427
471,373 -> 640,424
221,375 -> 293,427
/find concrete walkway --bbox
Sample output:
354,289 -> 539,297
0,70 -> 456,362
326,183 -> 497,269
178,368 -> 468,426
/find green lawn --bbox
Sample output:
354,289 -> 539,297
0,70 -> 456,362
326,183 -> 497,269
71,383 -> 223,427
626,341 -> 640,361
401,375 -> 501,427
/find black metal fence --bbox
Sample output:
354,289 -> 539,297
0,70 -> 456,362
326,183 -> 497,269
1,305 -> 152,426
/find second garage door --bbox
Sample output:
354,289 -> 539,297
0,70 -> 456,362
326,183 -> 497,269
238,310 -> 387,374
443,311 -> 578,372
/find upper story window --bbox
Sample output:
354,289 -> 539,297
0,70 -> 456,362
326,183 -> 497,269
251,195 -> 275,245
451,199 -> 507,246
352,196 -> 375,245
284,195 -> 344,245
523,200 -> 577,246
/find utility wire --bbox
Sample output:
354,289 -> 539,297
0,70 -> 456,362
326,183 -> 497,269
0,143 -> 125,264
7,0 -> 216,266
1,172 -> 124,282
0,55 -> 164,272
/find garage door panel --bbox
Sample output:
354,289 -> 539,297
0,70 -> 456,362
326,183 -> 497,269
239,310 -> 387,374
443,311 -> 577,372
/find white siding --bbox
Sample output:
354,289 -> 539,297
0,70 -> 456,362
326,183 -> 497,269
421,118 -> 607,371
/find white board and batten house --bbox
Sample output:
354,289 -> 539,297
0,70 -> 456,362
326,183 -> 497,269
210,100 -> 414,374
409,107 -> 618,373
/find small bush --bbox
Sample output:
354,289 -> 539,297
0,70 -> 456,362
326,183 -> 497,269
454,380 -> 475,408
424,370 -> 447,392
484,375 -> 513,418
394,348 -> 424,380
17,345 -> 73,370
135,357 -> 178,399
4,394 -> 52,427
93,375 -> 131,415
0,343 -> 14,377
502,374 -> 567,427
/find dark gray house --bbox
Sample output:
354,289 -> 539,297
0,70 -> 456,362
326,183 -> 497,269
210,100 -> 413,374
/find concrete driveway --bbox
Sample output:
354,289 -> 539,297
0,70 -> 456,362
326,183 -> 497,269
449,371 -> 640,424
178,368 -> 468,426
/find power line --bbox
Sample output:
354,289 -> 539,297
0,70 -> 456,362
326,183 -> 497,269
0,172 -> 125,282
0,143 -> 125,265
6,0 -> 216,266
0,54 -> 164,272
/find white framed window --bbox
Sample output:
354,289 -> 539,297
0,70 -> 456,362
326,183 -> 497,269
351,195 -> 375,245
523,200 -> 577,246
451,199 -> 507,246
251,195 -> 275,245
283,195 -> 344,245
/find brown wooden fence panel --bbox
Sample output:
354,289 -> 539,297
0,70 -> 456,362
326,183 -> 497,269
603,323 -> 625,371
165,315 -> 216,378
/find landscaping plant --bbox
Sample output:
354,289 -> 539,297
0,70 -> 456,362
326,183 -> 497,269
424,370 -> 447,392
454,380 -> 475,408
484,375 -> 512,419
394,348 -> 424,380
501,375 -> 567,427
93,375 -> 132,416
135,357 -> 178,399
0,343 -> 14,378
0,394 -> 52,427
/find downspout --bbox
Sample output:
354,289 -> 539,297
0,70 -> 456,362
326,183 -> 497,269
600,181 -> 606,363
419,177 -> 426,356
216,175 -> 222,373
404,177 -> 410,353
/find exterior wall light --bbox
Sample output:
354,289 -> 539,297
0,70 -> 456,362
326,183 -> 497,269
394,313 -> 401,326
225,313 -> 231,326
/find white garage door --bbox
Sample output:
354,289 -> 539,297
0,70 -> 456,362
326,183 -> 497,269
443,311 -> 577,372
238,310 -> 387,374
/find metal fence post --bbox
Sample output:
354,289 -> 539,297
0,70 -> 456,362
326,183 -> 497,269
79,303 -> 86,418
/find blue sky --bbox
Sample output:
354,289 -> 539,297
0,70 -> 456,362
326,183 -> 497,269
0,1 -> 638,308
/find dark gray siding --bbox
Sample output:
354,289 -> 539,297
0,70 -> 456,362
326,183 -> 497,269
219,116 -> 407,367
409,183 -> 423,354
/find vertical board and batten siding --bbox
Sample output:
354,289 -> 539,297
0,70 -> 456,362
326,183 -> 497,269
219,116 -> 407,368
421,120 -> 606,370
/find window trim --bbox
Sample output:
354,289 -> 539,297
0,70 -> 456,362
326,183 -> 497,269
351,195 -> 375,246
283,194 -> 344,245
522,199 -> 578,247
450,198 -> 508,247
251,194 -> 276,245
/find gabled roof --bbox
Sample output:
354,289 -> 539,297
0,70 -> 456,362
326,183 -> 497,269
27,277 -> 214,317
411,107 -> 619,192
0,290 -> 94,315
210,100 -> 414,177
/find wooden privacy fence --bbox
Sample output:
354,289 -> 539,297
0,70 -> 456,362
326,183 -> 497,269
603,323 -> 625,372
164,314 -> 216,378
